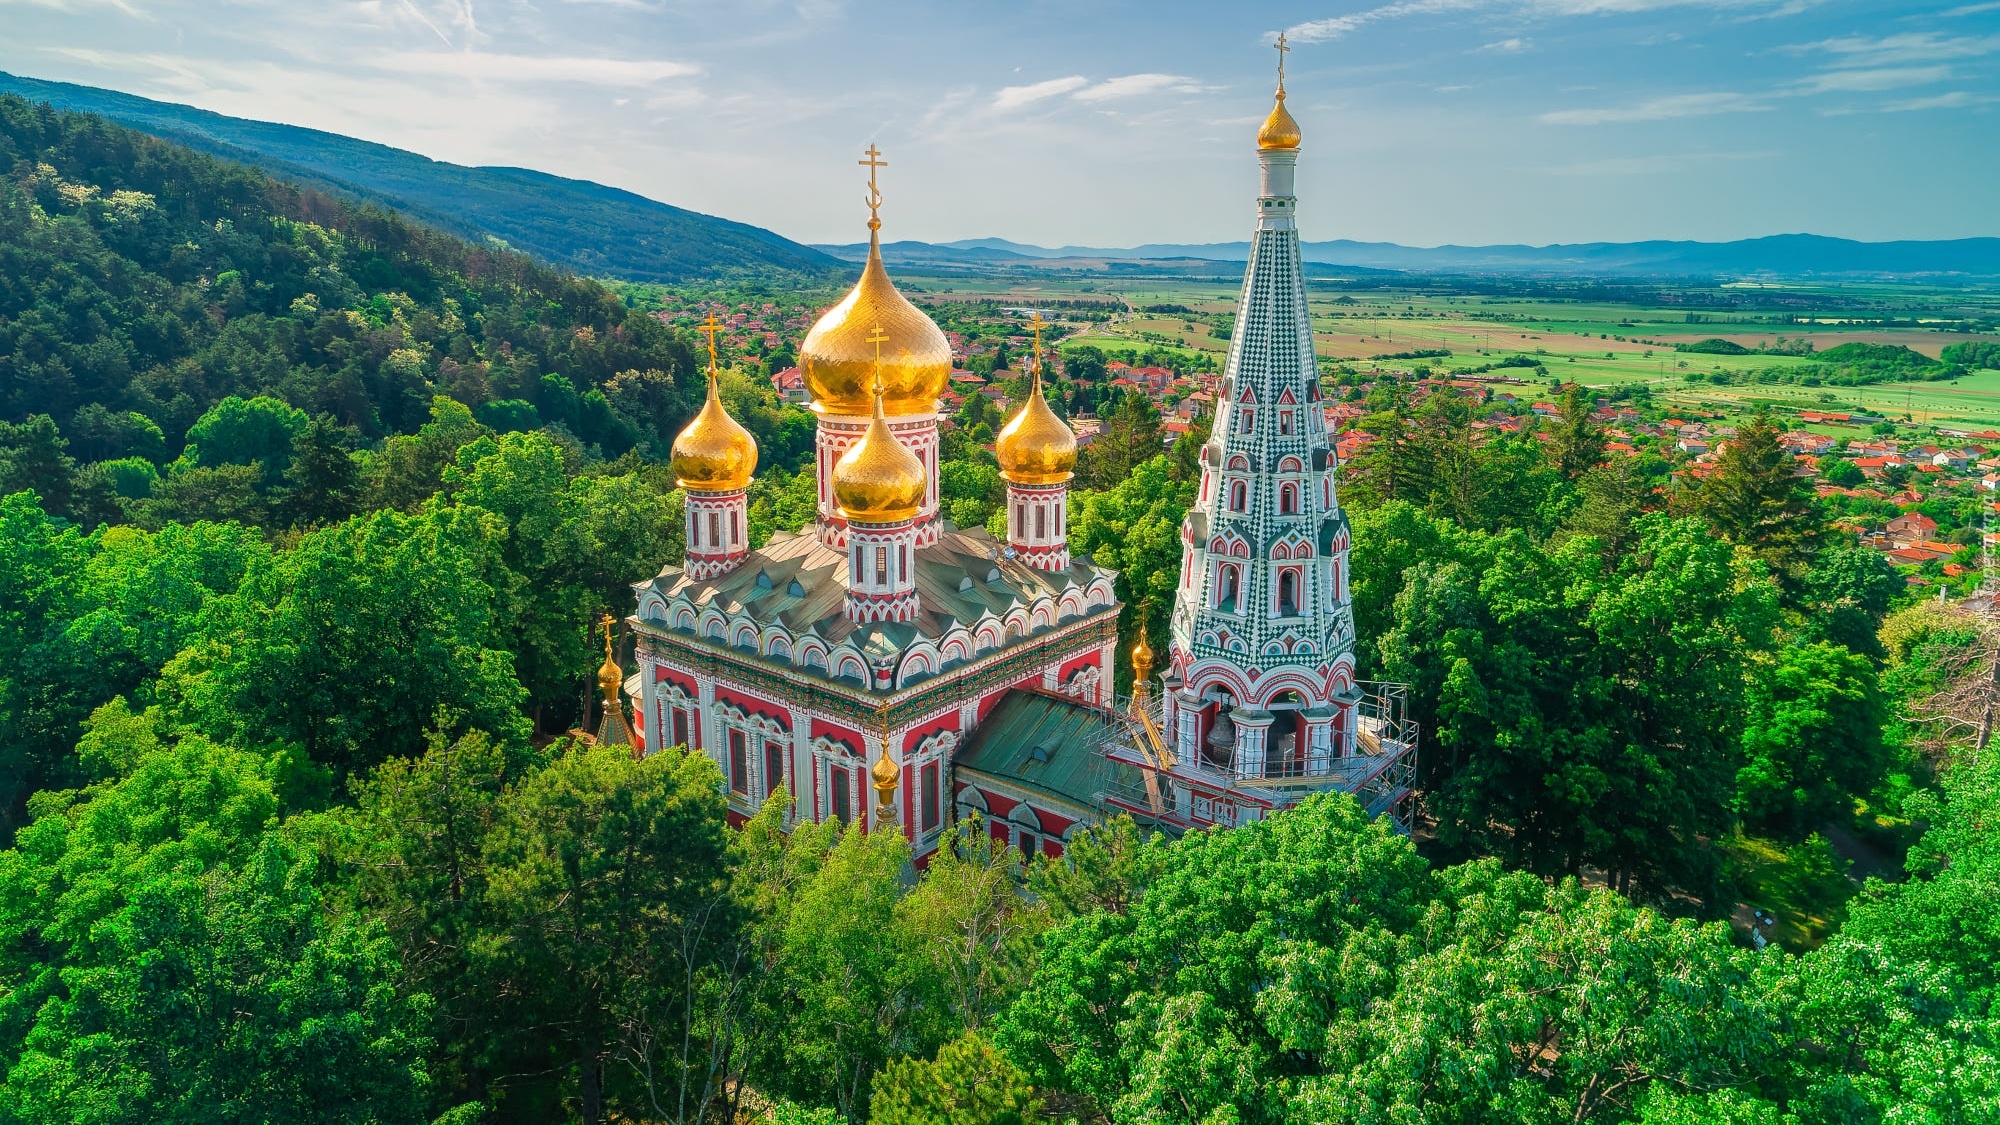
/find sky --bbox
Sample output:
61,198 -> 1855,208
1,0 -> 1996,249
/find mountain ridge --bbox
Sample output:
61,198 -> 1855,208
816,233 -> 2000,279
0,71 -> 845,283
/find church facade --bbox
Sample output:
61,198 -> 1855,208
625,58 -> 1411,859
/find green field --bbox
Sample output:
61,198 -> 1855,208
892,269 -> 2000,426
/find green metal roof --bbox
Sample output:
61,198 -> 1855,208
954,690 -> 1114,815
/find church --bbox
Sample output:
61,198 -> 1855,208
623,50 -> 1413,860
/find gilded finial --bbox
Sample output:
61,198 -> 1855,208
596,612 -> 623,703
1275,31 -> 1289,96
1028,311 -> 1045,383
867,322 -> 890,398
1258,35 -> 1303,151
859,144 -> 888,232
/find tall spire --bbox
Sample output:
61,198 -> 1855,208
1164,56 -> 1357,778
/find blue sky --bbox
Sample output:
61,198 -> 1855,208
1,0 -> 1994,248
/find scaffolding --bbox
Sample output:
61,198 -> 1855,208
1098,679 -> 1419,834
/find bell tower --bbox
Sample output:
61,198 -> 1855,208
1163,34 -> 1359,783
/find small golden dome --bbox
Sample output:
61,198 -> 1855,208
834,376 -> 927,525
996,368 -> 1076,485
801,227 -> 953,417
670,369 -> 757,492
1131,631 -> 1155,680
596,615 -> 622,701
1258,91 -> 1302,151
871,752 -> 899,793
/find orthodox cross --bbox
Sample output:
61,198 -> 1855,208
697,311 -> 725,373
859,144 -> 887,227
867,323 -> 890,398
600,612 -> 617,660
1027,311 -> 1045,378
1275,32 -> 1289,92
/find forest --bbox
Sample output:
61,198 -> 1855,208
2,97 -> 1999,1124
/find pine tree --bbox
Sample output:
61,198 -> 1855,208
0,415 -> 76,517
1694,408 -> 1823,580
279,414 -> 360,529
1549,381 -> 1605,481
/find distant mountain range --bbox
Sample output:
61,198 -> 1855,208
0,71 -> 843,283
818,234 -> 2000,279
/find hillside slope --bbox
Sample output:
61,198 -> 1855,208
0,71 -> 843,282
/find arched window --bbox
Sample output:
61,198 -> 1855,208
1278,570 -> 1299,617
690,513 -> 701,547
874,546 -> 888,587
730,509 -> 740,546
899,543 -> 909,582
1280,410 -> 1295,435
1016,503 -> 1025,536
1218,565 -> 1239,609
1035,506 -> 1047,539
1280,483 -> 1298,515
1230,481 -> 1247,511
708,512 -> 720,549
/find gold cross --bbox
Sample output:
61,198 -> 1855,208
859,144 -> 887,227
1028,311 -> 1045,378
697,311 -> 725,372
866,323 -> 890,396
1275,31 -> 1290,92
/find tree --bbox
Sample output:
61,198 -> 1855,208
1074,390 -> 1161,492
1737,642 -> 1887,840
869,1033 -> 1042,1125
1549,380 -> 1606,481
0,415 -> 77,517
160,506 -> 529,782
279,414 -> 361,528
1800,544 -> 1898,658
128,462 -> 270,528
1692,410 -> 1824,582
481,743 -> 736,1125
894,822 -> 1045,1041
183,395 -> 311,485
0,714 -> 430,1124
1067,455 -> 1192,689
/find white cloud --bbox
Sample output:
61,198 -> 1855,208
992,75 -> 1088,110
1478,37 -> 1533,51
1942,1 -> 2000,15
1540,90 -> 1767,123
369,51 -> 699,86
1285,0 -> 1812,42
1071,73 -> 1204,102
1791,65 -> 1952,93
1880,90 -> 1995,111
1784,31 -> 2000,66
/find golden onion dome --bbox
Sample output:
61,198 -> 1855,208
596,616 -> 623,701
995,368 -> 1076,485
871,751 -> 900,796
1258,90 -> 1302,151
1131,630 -> 1155,681
834,377 -> 927,524
800,227 -> 952,417
670,368 -> 758,492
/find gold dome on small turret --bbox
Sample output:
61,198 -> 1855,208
834,365 -> 928,525
596,616 -> 623,701
800,147 -> 952,417
671,323 -> 758,492
996,356 -> 1076,486
1258,91 -> 1301,151
1131,630 -> 1155,680
1259,33 -> 1302,151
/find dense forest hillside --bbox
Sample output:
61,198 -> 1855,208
0,72 -> 844,282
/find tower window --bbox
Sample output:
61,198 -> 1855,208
730,510 -> 740,546
708,512 -> 720,549
875,546 -> 888,587
921,760 -> 941,832
1230,482 -> 1247,512
672,708 -> 689,750
1218,565 -> 1239,610
1279,570 -> 1299,617
1238,408 -> 1254,431
1016,504 -> 1026,536
1280,483 -> 1298,515
729,730 -> 748,796
1035,506 -> 1047,539
899,543 -> 908,582
1280,410 -> 1295,435
831,763 -> 852,825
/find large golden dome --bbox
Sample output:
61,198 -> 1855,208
670,369 -> 757,492
1258,90 -> 1301,151
995,369 -> 1075,485
834,378 -> 927,524
801,227 -> 952,416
